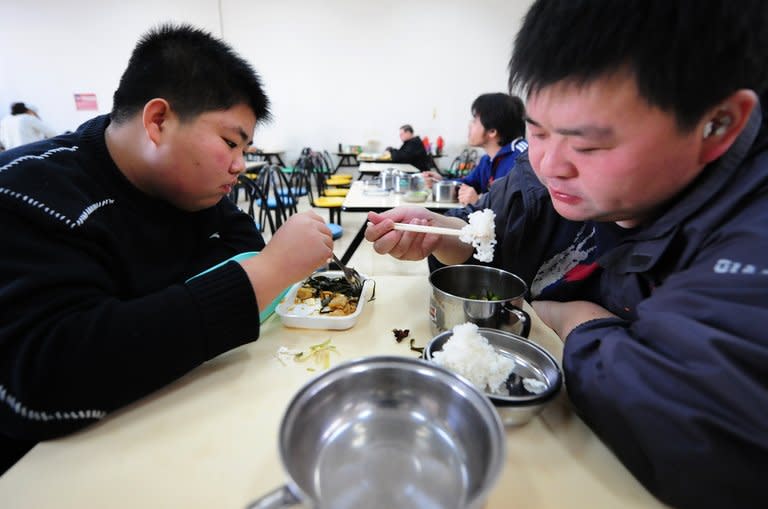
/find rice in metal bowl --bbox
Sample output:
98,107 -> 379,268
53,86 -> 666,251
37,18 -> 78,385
431,323 -> 515,395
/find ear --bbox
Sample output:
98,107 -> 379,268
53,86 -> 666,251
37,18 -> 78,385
698,89 -> 758,165
142,98 -> 172,146
486,128 -> 499,141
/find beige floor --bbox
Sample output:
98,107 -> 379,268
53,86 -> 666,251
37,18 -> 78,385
238,171 -> 430,278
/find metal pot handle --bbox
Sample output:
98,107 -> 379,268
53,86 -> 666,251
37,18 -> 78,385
245,485 -> 301,509
502,304 -> 531,338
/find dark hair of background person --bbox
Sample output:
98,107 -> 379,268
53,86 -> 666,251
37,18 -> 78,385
471,93 -> 526,146
10,103 -> 27,115
508,0 -> 768,131
111,23 -> 271,125
400,124 -> 414,134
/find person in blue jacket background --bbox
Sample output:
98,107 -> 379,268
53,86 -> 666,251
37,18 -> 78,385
365,1 -> 768,507
424,93 -> 527,205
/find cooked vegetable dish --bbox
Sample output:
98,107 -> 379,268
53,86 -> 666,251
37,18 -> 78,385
293,274 -> 361,316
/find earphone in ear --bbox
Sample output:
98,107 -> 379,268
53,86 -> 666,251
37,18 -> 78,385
703,115 -> 732,138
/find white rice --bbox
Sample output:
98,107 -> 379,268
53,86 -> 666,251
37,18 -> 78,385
432,322 -> 514,394
459,209 -> 497,262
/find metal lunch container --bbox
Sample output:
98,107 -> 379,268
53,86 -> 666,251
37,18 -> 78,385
433,180 -> 460,202
429,264 -> 531,337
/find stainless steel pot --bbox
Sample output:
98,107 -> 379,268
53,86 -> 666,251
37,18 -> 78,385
429,264 -> 531,337
246,356 -> 506,509
379,167 -> 398,191
433,180 -> 460,202
409,173 -> 425,192
394,170 -> 409,194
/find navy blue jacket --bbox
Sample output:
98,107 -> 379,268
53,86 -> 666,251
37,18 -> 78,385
448,107 -> 768,508
460,138 -> 528,194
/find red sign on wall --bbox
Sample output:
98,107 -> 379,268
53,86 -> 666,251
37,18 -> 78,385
74,93 -> 98,111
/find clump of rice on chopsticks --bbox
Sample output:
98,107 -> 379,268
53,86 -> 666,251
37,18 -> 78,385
459,209 -> 496,263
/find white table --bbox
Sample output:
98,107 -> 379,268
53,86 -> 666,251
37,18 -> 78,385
358,162 -> 420,175
251,148 -> 286,167
343,180 -> 457,211
0,276 -> 664,509
339,181 -> 460,263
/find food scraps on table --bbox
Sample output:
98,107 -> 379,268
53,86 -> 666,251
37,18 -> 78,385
409,338 -> 425,354
275,339 -> 339,370
392,328 -> 410,343
391,328 -> 425,355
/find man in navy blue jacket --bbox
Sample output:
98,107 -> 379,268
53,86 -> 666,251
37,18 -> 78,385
365,1 -> 768,507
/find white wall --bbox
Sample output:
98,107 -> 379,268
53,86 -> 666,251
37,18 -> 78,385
0,0 -> 221,132
0,0 -> 533,164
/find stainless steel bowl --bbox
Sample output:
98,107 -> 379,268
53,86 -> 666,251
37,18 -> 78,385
424,328 -> 562,426
247,356 -> 506,509
429,264 -> 531,338
433,180 -> 460,202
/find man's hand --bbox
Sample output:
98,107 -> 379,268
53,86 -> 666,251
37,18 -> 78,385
532,300 -> 617,341
364,208 -> 474,264
365,208 -> 444,261
241,211 -> 333,307
420,170 -> 442,189
457,184 -> 480,205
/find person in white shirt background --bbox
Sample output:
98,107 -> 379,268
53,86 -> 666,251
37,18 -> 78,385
0,102 -> 58,150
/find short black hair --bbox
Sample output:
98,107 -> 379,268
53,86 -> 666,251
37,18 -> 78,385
111,23 -> 270,125
400,124 -> 414,134
471,93 -> 526,146
509,0 -> 768,131
10,102 -> 27,115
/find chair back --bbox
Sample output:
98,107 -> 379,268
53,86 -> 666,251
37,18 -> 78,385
295,152 -> 344,226
256,164 -> 298,229
234,175 -> 276,234
321,150 -> 337,173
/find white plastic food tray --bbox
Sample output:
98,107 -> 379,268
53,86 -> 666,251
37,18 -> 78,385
275,271 -> 374,330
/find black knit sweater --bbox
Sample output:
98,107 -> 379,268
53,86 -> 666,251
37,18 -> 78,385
0,115 -> 264,471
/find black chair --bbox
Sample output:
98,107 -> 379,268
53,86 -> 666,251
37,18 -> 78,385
314,152 -> 351,191
322,150 -> 340,174
255,164 -> 297,230
234,175 -> 276,234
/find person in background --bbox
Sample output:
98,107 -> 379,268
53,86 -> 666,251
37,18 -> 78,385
423,93 -> 527,205
0,102 -> 58,150
384,124 -> 431,171
0,24 -> 333,474
365,1 -> 768,507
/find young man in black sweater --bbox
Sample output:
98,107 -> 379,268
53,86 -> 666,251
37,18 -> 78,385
0,24 -> 333,474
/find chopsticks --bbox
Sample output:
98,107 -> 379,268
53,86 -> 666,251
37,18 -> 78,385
392,223 -> 464,237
